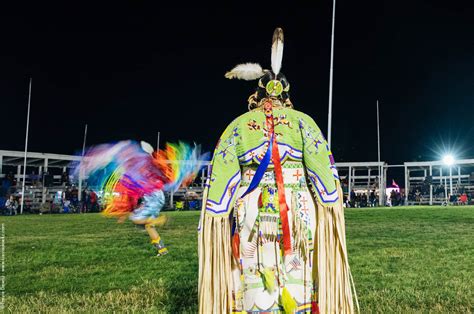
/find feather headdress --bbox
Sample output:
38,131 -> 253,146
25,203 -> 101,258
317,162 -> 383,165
225,27 -> 284,80
225,63 -> 265,80
271,27 -> 284,75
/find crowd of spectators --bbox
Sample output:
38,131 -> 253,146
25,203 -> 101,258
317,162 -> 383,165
408,184 -> 473,205
0,170 -> 99,215
344,189 -> 379,208
38,186 -> 99,214
388,189 -> 405,206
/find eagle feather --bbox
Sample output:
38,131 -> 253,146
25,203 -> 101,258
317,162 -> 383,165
271,28 -> 284,75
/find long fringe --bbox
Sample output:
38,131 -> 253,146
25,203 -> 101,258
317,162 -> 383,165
315,182 -> 359,313
198,214 -> 233,314
291,191 -> 313,264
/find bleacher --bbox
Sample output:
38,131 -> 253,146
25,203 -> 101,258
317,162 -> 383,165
405,159 -> 474,205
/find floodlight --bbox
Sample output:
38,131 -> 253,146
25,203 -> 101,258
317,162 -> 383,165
442,154 -> 455,166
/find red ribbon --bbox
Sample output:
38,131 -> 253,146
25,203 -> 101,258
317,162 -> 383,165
264,101 -> 292,256
232,233 -> 240,260
312,301 -> 320,314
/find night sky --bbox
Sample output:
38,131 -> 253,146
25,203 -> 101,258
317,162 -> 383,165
1,2 -> 473,169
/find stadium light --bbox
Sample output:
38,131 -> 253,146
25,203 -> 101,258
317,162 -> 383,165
442,154 -> 455,166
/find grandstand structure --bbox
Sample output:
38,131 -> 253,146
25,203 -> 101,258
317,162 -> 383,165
0,149 -> 79,179
0,149 -> 211,212
336,161 -> 386,206
404,158 -> 474,205
2,149 -> 474,212
0,150 -> 80,212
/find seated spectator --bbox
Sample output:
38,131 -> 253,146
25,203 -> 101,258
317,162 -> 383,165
449,194 -> 458,204
40,200 -> 52,214
5,195 -> 18,215
459,193 -> 468,205
31,171 -> 39,186
63,200 -> 71,213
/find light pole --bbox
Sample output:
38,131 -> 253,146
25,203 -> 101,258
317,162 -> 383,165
327,0 -> 336,148
377,100 -> 383,206
78,124 -> 88,202
20,78 -> 32,215
449,167 -> 453,196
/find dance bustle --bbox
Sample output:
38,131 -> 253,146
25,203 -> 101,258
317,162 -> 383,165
74,140 -> 207,219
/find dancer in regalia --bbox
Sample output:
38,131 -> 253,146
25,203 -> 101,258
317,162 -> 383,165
198,28 -> 358,313
76,140 -> 207,256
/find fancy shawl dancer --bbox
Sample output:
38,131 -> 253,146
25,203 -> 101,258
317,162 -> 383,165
198,28 -> 358,313
75,140 -> 207,256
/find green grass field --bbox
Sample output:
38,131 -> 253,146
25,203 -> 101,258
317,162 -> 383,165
3,206 -> 474,313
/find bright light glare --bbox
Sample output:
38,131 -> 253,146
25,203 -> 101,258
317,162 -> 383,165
443,154 -> 455,166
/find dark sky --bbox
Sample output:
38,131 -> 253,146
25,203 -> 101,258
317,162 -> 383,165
1,2 -> 473,167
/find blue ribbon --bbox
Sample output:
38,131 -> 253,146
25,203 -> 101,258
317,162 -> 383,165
241,136 -> 273,198
231,137 -> 273,236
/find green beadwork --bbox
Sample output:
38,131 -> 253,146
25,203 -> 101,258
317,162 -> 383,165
265,80 -> 284,97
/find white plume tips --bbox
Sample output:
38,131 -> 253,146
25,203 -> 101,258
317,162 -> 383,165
140,141 -> 154,155
225,63 -> 265,80
271,27 -> 284,75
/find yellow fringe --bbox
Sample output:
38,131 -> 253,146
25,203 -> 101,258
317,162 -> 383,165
280,286 -> 298,313
260,267 -> 276,293
198,214 -> 233,314
315,182 -> 359,314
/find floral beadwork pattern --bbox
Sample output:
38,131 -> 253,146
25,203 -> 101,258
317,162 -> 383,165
216,125 -> 241,165
299,118 -> 324,155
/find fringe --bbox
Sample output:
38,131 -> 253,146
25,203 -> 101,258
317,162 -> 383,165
259,213 -> 279,242
280,286 -> 298,313
198,214 -> 233,314
291,191 -> 312,263
292,215 -> 311,262
260,267 -> 276,293
315,182 -> 359,314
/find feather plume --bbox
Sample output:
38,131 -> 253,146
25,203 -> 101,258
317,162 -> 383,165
225,63 -> 264,80
140,141 -> 154,155
271,28 -> 284,75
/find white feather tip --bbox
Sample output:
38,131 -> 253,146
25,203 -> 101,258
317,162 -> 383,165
271,28 -> 284,75
140,141 -> 154,155
224,63 -> 264,80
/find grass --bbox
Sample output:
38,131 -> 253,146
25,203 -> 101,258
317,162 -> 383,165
2,206 -> 473,313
